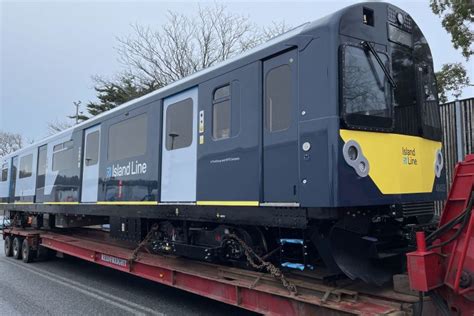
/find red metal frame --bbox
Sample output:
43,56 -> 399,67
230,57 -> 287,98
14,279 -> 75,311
407,154 -> 474,313
2,228 -> 424,316
39,232 -> 399,315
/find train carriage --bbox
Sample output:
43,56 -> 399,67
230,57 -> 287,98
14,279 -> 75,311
1,2 -> 445,284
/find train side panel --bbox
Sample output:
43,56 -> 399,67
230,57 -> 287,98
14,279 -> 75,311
98,101 -> 161,203
197,62 -> 261,205
43,130 -> 82,203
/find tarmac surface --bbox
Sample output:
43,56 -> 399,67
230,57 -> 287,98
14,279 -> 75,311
0,235 -> 258,316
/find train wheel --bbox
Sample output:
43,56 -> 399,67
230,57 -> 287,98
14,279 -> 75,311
21,239 -> 34,263
12,237 -> 23,260
4,236 -> 13,257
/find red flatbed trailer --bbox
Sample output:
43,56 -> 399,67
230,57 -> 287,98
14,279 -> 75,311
3,226 -> 434,315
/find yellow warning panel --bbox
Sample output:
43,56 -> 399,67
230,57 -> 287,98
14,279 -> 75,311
340,130 -> 442,194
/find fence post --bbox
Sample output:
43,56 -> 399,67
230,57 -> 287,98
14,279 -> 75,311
455,99 -> 464,162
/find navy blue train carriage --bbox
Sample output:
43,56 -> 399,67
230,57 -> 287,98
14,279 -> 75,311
0,2 -> 445,284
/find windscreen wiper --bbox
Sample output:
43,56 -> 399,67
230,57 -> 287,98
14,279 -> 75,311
361,41 -> 397,89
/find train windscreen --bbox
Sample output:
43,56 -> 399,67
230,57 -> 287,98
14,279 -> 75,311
341,44 -> 393,130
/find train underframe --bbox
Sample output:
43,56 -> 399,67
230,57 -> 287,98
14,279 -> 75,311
5,202 -> 436,285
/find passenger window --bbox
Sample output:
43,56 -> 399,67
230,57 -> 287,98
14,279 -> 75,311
19,154 -> 33,179
1,164 -> 8,182
85,131 -> 100,166
108,114 -> 147,161
53,140 -> 75,171
213,84 -> 231,140
265,65 -> 291,132
166,98 -> 193,150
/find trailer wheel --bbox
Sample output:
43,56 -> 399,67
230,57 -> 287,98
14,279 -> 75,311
4,236 -> 13,257
21,239 -> 34,263
12,237 -> 23,260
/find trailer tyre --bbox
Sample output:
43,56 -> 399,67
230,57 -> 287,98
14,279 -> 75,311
4,236 -> 13,257
12,237 -> 23,260
21,239 -> 34,263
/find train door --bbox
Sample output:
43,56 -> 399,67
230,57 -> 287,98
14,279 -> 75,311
161,88 -> 198,202
35,145 -> 47,202
8,156 -> 18,202
81,125 -> 101,202
263,49 -> 299,203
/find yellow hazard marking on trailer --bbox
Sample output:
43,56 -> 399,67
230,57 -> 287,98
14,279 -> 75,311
96,201 -> 159,205
43,202 -> 80,205
340,129 -> 442,195
196,201 -> 259,206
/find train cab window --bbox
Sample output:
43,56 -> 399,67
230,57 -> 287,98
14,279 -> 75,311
265,65 -> 291,132
166,98 -> 193,150
85,131 -> 100,166
19,154 -> 33,178
53,140 -> 75,171
419,66 -> 442,140
342,45 -> 392,129
213,85 -> 231,140
391,44 -> 419,136
108,114 -> 147,161
1,164 -> 7,182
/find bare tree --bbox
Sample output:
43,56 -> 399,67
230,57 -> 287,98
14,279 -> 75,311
82,3 -> 291,119
116,4 -> 290,88
47,120 -> 73,135
0,131 -> 23,158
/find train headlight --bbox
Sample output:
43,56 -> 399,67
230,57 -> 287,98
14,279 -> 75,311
358,161 -> 367,173
435,149 -> 443,178
343,140 -> 369,177
348,145 -> 358,161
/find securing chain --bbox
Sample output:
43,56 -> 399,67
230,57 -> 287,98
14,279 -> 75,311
129,223 -> 159,264
227,233 -> 298,295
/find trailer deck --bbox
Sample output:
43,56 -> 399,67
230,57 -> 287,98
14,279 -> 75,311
1,227 -> 435,315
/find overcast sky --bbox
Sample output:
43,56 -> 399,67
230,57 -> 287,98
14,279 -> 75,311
1,0 -> 473,141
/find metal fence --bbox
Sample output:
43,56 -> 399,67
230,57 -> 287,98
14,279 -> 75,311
436,97 -> 474,214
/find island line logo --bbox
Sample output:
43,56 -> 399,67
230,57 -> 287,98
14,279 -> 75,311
402,147 -> 418,165
106,160 -> 147,178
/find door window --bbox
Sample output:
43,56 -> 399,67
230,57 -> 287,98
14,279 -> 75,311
37,146 -> 47,176
212,85 -> 231,140
265,65 -> 292,132
165,98 -> 193,150
85,131 -> 100,166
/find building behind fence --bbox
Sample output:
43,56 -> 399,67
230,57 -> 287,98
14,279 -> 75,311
436,97 -> 474,214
